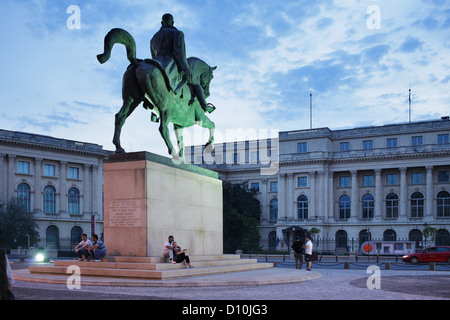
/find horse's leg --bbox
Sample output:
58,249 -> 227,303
113,96 -> 140,153
197,115 -> 215,153
158,111 -> 176,157
174,124 -> 185,162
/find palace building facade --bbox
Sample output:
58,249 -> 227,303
0,129 -> 109,254
187,117 -> 450,253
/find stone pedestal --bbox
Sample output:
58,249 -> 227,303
103,151 -> 223,257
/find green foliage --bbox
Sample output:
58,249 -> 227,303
223,182 -> 261,253
423,225 -> 437,241
308,227 -> 321,236
0,198 -> 40,249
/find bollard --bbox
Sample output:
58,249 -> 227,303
429,262 -> 435,271
344,262 -> 350,269
385,262 -> 391,270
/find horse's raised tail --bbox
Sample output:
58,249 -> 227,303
97,28 -> 137,65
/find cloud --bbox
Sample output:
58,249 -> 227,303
0,0 -> 449,155
399,36 -> 423,53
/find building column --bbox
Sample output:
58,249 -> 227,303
321,169 -> 329,222
34,158 -> 43,212
261,178 -> 268,222
399,167 -> 407,220
318,171 -> 324,219
328,171 -> 334,222
278,173 -> 286,220
374,169 -> 382,220
83,164 -> 91,215
309,171 -> 316,221
59,161 -> 67,214
91,164 -> 100,217
287,173 -> 294,219
0,154 -> 5,203
7,154 -> 16,201
351,170 -> 358,220
426,166 -> 433,218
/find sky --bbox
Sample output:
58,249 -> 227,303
0,0 -> 449,156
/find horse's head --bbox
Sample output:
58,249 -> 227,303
200,65 -> 217,98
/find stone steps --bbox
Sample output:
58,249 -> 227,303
28,255 -> 274,280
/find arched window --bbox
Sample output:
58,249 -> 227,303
411,192 -> 424,218
383,229 -> 397,241
437,191 -> 450,217
71,226 -> 83,249
68,187 -> 80,215
269,199 -> 278,223
43,185 -> 56,213
336,230 -> 348,249
268,231 -> 277,250
362,194 -> 374,219
359,229 -> 371,247
17,182 -> 31,212
386,193 -> 398,219
409,229 -> 423,249
339,195 -> 350,219
436,229 -> 450,246
297,195 -> 308,220
46,225 -> 59,247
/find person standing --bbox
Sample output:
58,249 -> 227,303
291,238 -> 304,269
0,248 -> 14,300
303,236 -> 313,271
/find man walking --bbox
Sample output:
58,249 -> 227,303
291,238 -> 304,269
303,236 -> 313,271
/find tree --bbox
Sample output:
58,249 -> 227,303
0,198 -> 39,249
308,227 -> 321,238
423,225 -> 437,244
222,182 -> 261,253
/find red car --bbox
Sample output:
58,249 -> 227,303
402,246 -> 450,264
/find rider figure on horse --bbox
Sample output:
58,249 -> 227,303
150,13 -> 215,116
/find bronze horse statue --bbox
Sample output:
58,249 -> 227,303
97,28 -> 216,161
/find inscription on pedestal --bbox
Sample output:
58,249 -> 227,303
108,200 -> 141,227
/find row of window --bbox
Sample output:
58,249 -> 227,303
266,229 -> 450,248
338,171 -> 449,187
17,183 -> 81,215
17,160 -> 81,179
296,133 -> 450,153
44,225 -> 88,248
266,191 -> 450,222
250,170 -> 450,192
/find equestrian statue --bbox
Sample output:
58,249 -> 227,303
97,13 -> 217,162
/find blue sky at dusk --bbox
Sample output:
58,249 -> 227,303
0,0 -> 449,155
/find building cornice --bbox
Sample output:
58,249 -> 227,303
0,129 -> 111,158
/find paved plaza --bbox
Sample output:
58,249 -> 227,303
9,261 -> 450,301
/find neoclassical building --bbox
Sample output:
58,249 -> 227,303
187,117 -> 450,253
0,129 -> 109,253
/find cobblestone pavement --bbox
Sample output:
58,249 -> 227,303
9,262 -> 450,301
